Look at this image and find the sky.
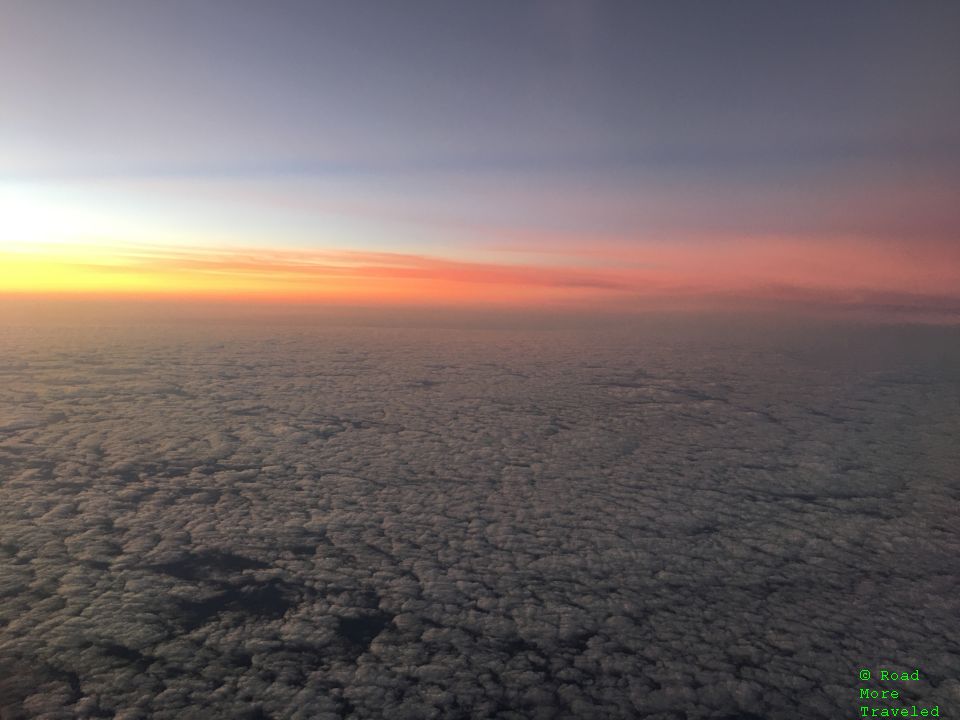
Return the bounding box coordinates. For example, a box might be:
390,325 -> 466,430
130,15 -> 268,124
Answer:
1,0 -> 959,319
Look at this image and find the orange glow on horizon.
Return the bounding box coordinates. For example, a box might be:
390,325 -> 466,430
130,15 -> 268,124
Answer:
2,239 -> 959,319
0,243 -> 627,307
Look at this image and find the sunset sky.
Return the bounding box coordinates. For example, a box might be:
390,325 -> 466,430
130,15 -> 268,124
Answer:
2,1 -> 958,319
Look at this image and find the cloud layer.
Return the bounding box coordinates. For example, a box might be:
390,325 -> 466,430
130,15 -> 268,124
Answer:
0,322 -> 958,718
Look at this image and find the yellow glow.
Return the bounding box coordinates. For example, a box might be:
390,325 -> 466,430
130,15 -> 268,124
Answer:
0,239 -> 619,306
0,182 -> 150,293
0,248 -> 308,296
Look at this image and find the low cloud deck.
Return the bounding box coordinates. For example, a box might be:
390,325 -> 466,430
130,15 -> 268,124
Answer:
0,323 -> 957,719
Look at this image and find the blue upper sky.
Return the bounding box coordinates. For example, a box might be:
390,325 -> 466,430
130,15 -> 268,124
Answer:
5,1 -> 959,176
